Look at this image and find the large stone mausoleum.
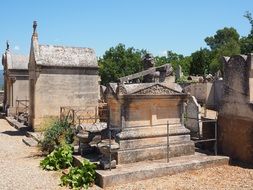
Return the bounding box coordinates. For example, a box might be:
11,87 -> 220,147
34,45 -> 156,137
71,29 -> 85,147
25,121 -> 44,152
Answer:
28,22 -> 99,130
106,82 -> 195,164
2,42 -> 29,116
218,54 -> 253,163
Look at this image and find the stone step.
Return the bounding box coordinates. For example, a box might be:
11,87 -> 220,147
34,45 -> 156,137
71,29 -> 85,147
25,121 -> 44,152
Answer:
26,131 -> 44,143
96,153 -> 230,188
117,141 -> 195,164
6,117 -> 31,132
117,126 -> 190,140
118,135 -> 191,150
22,137 -> 39,147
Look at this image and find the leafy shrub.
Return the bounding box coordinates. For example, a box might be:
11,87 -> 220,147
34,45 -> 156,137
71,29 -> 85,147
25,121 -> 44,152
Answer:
40,144 -> 73,171
60,160 -> 96,190
40,119 -> 74,153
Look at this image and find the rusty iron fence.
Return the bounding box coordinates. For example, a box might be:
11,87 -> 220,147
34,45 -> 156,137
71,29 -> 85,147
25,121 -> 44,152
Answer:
60,103 -> 108,126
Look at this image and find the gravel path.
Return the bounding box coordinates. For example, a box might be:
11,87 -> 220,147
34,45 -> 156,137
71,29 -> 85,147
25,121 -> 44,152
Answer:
1,118 -> 252,190
0,119 -> 66,190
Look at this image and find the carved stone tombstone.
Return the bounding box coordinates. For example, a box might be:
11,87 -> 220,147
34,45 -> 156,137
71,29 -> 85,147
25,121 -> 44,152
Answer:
106,82 -> 195,164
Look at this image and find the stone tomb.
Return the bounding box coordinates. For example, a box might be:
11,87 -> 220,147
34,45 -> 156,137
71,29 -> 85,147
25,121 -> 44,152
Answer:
218,54 -> 253,163
106,82 -> 195,164
2,42 -> 29,116
28,22 -> 99,130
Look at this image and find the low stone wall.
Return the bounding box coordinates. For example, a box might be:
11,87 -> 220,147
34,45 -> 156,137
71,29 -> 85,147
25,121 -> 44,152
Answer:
218,114 -> 253,163
183,81 -> 224,110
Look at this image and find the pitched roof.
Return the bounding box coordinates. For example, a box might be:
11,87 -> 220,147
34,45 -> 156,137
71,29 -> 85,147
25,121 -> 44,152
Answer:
5,53 -> 28,70
36,45 -> 98,68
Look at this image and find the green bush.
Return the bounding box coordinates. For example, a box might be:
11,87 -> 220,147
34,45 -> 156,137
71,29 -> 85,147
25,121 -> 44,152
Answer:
60,160 -> 96,190
40,119 -> 74,153
40,144 -> 73,171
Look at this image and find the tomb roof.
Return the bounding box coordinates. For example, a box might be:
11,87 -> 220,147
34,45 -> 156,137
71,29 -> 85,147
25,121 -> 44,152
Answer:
36,44 -> 98,68
4,52 -> 28,70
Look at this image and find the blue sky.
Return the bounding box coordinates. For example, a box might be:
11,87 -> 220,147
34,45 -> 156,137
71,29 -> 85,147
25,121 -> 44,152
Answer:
0,0 -> 252,69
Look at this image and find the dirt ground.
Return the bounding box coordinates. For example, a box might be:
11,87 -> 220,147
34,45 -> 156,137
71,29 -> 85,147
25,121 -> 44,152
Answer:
0,119 -> 67,190
1,118 -> 252,190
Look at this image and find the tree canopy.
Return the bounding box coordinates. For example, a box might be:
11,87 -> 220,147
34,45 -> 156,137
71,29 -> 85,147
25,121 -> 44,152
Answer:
98,43 -> 146,85
98,12 -> 253,84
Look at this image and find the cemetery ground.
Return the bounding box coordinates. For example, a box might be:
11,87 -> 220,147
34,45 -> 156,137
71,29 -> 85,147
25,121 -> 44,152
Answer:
0,118 -> 252,190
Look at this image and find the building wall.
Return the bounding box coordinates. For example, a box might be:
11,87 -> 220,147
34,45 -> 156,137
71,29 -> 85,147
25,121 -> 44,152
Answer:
13,77 -> 29,102
4,71 -> 29,116
9,77 -> 29,115
31,67 -> 99,130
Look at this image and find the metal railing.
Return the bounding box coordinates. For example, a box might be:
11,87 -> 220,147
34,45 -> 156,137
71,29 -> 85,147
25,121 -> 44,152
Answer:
166,117 -> 218,163
60,103 -> 109,126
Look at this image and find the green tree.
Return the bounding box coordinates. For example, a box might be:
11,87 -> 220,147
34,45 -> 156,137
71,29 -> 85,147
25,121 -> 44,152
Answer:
205,27 -> 240,51
244,11 -> 253,35
155,50 -> 190,75
98,44 -> 146,85
189,48 -> 213,75
204,27 -> 241,73
240,11 -> 253,54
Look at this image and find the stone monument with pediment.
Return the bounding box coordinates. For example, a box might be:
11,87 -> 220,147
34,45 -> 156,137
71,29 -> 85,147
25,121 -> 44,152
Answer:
106,82 -> 195,164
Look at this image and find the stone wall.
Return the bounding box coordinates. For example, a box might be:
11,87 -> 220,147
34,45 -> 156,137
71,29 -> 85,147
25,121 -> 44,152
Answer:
31,67 -> 99,130
183,81 -> 224,110
218,115 -> 253,163
218,54 -> 253,164
185,96 -> 202,137
5,74 -> 29,116
13,77 -> 29,103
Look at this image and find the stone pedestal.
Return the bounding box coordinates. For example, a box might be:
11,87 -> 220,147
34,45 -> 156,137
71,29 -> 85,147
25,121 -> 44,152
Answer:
98,140 -> 120,169
115,125 -> 194,164
106,82 -> 195,165
76,131 -> 93,156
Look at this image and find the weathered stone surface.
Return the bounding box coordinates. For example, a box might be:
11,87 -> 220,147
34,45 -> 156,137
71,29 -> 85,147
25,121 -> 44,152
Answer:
117,142 -> 195,164
218,54 -> 253,164
106,82 -> 194,164
38,45 -> 98,68
185,96 -> 202,136
3,52 -> 28,70
218,114 -> 253,163
22,137 -> 38,147
100,159 -> 117,170
96,153 -> 229,188
28,23 -> 99,130
2,50 -> 29,116
118,135 -> 190,150
183,81 -> 224,110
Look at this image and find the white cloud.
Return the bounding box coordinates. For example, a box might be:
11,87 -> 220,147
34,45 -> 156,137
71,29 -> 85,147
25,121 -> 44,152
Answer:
14,45 -> 20,51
